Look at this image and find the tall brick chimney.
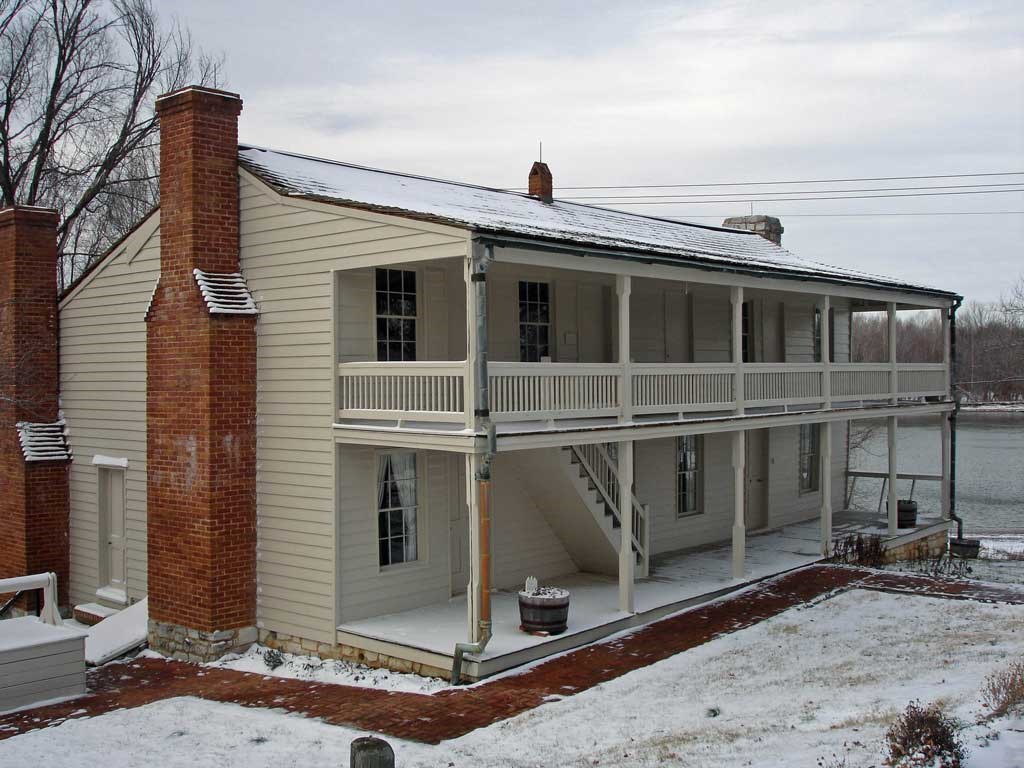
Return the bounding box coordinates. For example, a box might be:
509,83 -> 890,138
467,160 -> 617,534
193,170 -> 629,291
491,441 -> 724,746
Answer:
146,86 -> 258,660
722,214 -> 784,245
528,161 -> 553,203
0,207 -> 71,611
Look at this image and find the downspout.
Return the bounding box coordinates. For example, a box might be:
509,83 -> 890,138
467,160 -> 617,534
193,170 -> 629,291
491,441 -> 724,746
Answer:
452,240 -> 495,685
948,297 -> 964,540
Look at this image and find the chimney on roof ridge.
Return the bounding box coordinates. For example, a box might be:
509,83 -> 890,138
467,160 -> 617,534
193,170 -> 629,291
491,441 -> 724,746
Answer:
528,161 -> 553,203
722,215 -> 784,246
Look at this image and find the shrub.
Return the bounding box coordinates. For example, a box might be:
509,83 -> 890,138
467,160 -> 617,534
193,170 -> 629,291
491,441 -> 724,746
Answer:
981,659 -> 1024,719
829,533 -> 885,567
884,701 -> 965,767
262,647 -> 286,670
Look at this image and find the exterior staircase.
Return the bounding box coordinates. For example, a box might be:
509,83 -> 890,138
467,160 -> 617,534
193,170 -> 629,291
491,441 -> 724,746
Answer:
512,444 -> 650,578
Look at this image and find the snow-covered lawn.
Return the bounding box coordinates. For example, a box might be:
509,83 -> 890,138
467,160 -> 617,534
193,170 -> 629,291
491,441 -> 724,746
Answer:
3,589 -> 1022,767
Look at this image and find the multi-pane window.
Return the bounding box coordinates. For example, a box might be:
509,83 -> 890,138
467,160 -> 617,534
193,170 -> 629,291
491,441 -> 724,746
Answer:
798,424 -> 820,493
828,307 -> 836,363
741,301 -> 753,363
518,281 -> 550,362
377,453 -> 418,567
376,268 -> 416,361
677,435 -> 702,517
813,308 -> 823,363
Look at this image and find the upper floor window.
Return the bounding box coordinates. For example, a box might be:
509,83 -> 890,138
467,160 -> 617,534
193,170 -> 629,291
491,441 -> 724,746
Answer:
813,307 -> 823,363
798,424 -> 820,493
377,452 -> 418,567
741,301 -> 753,363
376,268 -> 416,361
677,435 -> 702,517
519,280 -> 550,362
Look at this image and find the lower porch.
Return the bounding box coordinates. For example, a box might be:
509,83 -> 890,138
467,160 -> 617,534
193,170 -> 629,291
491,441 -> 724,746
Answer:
336,513 -> 950,680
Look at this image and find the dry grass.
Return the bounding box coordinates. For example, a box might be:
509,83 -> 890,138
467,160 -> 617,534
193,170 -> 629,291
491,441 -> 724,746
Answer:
981,658 -> 1024,720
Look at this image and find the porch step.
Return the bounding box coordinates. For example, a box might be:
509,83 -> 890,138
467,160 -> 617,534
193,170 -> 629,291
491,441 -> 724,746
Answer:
72,602 -> 119,627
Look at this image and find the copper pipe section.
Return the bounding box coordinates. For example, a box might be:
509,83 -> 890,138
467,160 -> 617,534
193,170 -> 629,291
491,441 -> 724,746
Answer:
478,477 -> 491,625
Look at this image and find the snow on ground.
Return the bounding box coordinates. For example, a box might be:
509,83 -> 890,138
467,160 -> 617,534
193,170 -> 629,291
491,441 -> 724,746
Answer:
204,644 -> 448,694
3,589 -> 1022,767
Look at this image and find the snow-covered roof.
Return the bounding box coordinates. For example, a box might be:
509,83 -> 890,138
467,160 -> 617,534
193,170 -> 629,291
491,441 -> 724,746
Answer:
17,420 -> 71,461
238,144 -> 957,299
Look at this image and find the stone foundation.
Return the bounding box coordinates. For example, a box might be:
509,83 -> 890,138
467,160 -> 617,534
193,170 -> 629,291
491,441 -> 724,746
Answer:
881,528 -> 949,563
258,628 -> 453,681
148,620 -> 257,662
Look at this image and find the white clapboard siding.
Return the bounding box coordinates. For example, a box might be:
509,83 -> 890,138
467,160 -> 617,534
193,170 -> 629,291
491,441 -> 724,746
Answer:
239,173 -> 470,641
58,219 -> 159,607
767,423 -> 848,528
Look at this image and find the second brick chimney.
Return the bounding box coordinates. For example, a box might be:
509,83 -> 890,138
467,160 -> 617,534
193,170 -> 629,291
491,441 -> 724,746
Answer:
146,86 -> 258,660
722,214 -> 784,246
528,161 -> 553,203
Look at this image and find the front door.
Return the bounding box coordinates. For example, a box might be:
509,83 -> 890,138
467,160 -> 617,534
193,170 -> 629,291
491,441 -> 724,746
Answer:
449,459 -> 469,595
745,429 -> 769,530
99,467 -> 127,597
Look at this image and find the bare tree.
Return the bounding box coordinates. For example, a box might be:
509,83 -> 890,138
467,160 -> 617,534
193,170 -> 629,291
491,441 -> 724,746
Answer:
0,0 -> 222,287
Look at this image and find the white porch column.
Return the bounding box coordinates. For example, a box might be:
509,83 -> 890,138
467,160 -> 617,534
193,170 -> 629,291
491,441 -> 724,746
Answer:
888,301 -> 898,404
466,453 -> 481,642
731,430 -> 746,578
731,286 -> 745,414
618,439 -> 635,613
941,413 -> 952,520
820,295 -> 832,408
942,305 -> 952,399
887,415 -> 899,535
617,274 -> 632,422
820,421 -> 833,556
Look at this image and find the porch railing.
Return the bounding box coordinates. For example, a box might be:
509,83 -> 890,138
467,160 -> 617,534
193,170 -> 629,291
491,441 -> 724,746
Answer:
336,360 -> 949,424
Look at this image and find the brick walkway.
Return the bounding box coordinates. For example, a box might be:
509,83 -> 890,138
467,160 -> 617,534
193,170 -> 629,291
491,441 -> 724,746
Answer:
2,565 -> 1022,745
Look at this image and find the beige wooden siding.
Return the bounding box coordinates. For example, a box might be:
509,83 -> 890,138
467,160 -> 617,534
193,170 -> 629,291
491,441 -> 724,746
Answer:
59,219 -> 160,607
238,173 -> 469,640
637,435 -> 735,555
767,423 -> 848,529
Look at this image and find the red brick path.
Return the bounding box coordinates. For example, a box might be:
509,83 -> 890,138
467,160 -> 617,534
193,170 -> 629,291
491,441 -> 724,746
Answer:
2,565 -> 1021,745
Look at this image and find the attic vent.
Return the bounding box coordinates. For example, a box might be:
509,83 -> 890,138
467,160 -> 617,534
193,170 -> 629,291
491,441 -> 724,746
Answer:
143,274 -> 160,320
17,420 -> 72,462
193,269 -> 258,315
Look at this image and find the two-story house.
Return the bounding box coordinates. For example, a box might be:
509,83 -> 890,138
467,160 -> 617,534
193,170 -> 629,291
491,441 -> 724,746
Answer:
0,86 -> 959,682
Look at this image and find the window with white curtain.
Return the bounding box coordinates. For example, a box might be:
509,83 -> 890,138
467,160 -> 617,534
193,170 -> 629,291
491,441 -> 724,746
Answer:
799,424 -> 820,493
377,452 -> 418,567
677,435 -> 702,517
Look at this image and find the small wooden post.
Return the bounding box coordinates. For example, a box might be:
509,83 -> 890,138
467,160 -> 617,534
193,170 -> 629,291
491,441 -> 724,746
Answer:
618,439 -> 635,613
351,736 -> 395,768
731,430 -> 746,579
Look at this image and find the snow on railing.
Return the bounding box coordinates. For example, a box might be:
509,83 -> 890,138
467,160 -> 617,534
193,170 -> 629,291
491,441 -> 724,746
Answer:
193,268 -> 258,315
16,420 -> 71,462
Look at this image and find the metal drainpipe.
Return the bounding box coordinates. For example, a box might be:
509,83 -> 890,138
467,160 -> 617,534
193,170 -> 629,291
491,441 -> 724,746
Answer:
948,297 -> 964,540
452,240 -> 495,686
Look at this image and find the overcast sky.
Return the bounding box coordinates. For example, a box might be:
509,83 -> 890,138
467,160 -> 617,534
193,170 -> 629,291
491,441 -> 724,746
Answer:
164,0 -> 1023,303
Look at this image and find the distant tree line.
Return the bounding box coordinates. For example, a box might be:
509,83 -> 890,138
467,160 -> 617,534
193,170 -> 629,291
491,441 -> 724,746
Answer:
851,275 -> 1024,402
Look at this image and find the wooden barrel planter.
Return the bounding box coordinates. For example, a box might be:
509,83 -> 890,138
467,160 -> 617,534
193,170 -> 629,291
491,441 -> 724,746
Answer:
949,538 -> 981,559
518,587 -> 570,635
887,499 -> 918,528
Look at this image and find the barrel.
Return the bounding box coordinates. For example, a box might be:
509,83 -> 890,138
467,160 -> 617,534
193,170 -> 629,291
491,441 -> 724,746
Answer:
518,593 -> 570,634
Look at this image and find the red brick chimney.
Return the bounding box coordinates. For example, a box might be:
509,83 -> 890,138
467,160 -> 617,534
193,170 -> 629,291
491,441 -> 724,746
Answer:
529,161 -> 553,203
0,207 -> 71,611
146,86 -> 258,660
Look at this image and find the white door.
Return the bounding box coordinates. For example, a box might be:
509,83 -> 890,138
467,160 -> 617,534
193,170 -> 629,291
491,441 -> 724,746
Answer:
449,458 -> 469,595
100,468 -> 127,597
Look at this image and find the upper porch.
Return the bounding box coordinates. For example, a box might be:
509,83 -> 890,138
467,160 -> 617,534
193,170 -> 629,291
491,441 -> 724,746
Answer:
332,239 -> 955,443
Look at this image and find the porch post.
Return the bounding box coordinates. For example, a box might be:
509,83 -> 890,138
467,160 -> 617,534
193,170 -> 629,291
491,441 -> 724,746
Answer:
464,256 -> 477,430
940,413 -> 951,520
618,439 -> 635,613
731,430 -> 746,579
820,421 -> 833,556
888,301 -> 898,404
731,286 -> 745,414
466,453 -> 481,642
820,295 -> 832,408
617,274 -> 632,422
887,416 -> 898,535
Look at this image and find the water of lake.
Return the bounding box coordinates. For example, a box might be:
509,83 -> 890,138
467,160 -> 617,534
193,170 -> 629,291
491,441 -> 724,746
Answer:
848,411 -> 1024,537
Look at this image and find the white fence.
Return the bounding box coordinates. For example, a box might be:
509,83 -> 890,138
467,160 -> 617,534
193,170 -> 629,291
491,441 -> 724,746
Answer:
336,361 -> 949,423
